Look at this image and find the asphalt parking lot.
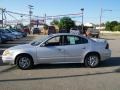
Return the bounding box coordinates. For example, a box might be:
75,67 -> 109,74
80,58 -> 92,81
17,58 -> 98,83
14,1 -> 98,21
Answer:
0,34 -> 120,90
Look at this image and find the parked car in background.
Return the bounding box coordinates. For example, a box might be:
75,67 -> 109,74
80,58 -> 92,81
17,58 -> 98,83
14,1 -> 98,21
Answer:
5,29 -> 22,39
59,29 -> 68,33
70,28 -> 81,35
2,33 -> 111,70
48,26 -> 56,35
86,28 -> 100,38
0,29 -> 16,41
32,28 -> 40,34
15,29 -> 27,37
0,32 -> 8,43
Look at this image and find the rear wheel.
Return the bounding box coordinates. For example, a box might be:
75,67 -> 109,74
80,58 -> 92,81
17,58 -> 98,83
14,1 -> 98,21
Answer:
16,55 -> 33,70
84,54 -> 100,68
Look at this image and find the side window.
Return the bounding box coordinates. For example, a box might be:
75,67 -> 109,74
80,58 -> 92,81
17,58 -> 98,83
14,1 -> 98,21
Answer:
67,36 -> 76,45
81,37 -> 88,44
45,36 -> 62,46
65,35 -> 88,45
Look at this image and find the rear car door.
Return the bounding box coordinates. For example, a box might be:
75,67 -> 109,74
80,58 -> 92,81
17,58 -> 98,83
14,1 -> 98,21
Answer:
63,35 -> 89,63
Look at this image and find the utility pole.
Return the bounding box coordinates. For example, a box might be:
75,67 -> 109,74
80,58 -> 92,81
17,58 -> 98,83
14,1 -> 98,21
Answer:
28,5 -> 33,33
81,8 -> 84,34
44,13 -> 46,24
1,8 -> 5,28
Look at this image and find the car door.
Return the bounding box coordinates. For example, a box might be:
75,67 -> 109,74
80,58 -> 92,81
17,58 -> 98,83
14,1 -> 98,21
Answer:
63,35 -> 89,63
37,35 -> 65,63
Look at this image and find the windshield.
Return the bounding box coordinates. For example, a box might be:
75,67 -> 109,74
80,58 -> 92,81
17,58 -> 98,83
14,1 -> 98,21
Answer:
4,29 -> 10,33
30,35 -> 49,46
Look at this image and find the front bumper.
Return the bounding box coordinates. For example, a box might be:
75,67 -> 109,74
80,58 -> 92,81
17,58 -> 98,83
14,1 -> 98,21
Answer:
2,56 -> 15,64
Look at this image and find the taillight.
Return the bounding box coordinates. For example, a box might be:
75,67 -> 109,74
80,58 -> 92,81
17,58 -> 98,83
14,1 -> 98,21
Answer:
105,43 -> 109,49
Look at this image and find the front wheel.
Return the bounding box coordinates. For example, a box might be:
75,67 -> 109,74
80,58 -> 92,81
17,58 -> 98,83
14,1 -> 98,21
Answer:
16,55 -> 33,70
84,54 -> 100,68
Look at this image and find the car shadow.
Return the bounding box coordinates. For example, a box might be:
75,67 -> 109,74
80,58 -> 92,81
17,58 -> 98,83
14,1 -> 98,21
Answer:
100,57 -> 120,67
33,63 -> 84,70
32,57 -> 120,70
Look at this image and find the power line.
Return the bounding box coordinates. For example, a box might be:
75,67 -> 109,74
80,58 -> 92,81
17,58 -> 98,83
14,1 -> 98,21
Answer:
1,8 -> 83,20
0,8 -> 43,19
47,13 -> 82,18
5,12 -> 18,21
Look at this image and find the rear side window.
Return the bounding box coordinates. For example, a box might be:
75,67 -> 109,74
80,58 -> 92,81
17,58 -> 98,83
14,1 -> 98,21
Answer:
64,35 -> 88,45
81,37 -> 88,44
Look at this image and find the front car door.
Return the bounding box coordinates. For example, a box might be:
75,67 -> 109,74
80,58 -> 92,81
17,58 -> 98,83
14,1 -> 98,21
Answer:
37,35 -> 65,63
63,35 -> 89,63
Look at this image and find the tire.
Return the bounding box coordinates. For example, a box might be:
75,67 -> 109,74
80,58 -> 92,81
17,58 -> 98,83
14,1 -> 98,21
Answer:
84,54 -> 100,68
16,55 -> 33,70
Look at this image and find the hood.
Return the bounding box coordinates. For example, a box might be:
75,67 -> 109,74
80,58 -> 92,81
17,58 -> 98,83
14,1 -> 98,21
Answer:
8,44 -> 34,50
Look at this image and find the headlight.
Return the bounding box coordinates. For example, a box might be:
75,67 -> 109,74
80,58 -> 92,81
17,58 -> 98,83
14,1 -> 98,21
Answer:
3,50 -> 12,56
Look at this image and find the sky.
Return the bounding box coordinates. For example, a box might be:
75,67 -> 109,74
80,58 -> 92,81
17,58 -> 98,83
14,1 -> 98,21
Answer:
0,0 -> 120,25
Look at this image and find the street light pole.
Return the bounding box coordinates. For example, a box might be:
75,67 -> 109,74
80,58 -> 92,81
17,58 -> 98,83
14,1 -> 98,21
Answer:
99,8 -> 102,32
28,5 -> 33,33
99,8 -> 112,32
81,8 -> 84,34
20,15 -> 23,24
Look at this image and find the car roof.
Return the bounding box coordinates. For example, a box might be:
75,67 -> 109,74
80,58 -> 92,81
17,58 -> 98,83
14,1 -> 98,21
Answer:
51,33 -> 83,37
49,33 -> 91,40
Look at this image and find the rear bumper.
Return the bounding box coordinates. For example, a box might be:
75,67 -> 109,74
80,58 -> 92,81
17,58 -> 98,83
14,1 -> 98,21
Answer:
101,49 -> 111,61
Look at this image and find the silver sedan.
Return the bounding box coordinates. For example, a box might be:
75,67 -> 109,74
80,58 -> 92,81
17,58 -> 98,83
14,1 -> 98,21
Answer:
2,33 -> 111,70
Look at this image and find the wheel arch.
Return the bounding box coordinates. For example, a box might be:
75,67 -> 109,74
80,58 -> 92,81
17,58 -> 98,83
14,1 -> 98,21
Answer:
84,51 -> 101,61
15,53 -> 34,65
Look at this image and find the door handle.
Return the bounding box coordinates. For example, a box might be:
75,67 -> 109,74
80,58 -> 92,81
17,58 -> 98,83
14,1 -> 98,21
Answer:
57,48 -> 64,52
58,48 -> 62,51
82,47 -> 86,49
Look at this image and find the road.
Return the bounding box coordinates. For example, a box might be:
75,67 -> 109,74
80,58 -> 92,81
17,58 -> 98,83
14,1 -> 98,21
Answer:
0,34 -> 120,90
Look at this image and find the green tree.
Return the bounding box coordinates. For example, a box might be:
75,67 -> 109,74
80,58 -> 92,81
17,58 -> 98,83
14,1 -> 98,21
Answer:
43,24 -> 48,30
50,20 -> 59,25
105,21 -> 119,31
105,21 -> 111,31
114,25 -> 120,31
111,21 -> 119,31
59,17 -> 75,32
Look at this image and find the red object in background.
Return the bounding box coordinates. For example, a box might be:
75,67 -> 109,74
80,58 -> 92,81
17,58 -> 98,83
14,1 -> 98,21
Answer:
23,28 -> 30,34
31,20 -> 45,25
